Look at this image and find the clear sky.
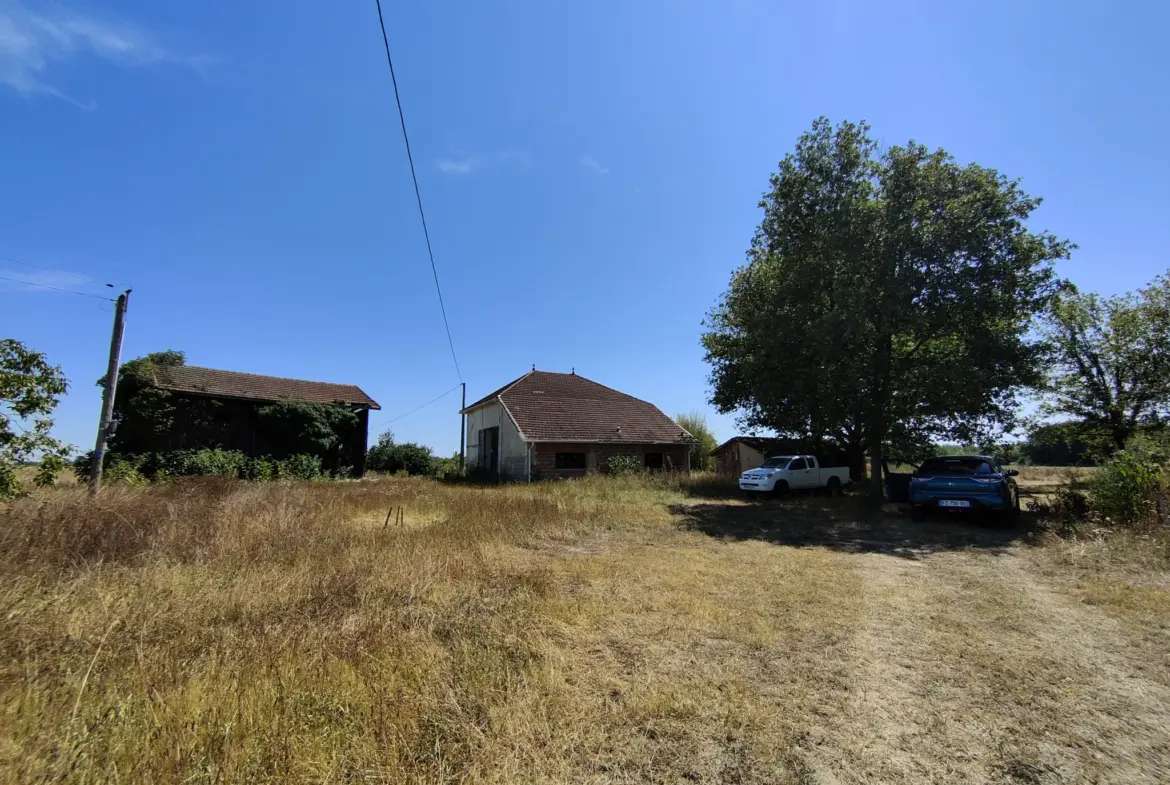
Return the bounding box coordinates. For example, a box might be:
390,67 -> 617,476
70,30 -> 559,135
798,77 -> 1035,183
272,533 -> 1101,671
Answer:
2,0 -> 1168,456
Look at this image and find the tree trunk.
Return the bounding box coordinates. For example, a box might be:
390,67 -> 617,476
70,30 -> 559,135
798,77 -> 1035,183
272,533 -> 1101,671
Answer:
868,441 -> 885,504
1112,425 -> 1129,452
846,444 -> 867,483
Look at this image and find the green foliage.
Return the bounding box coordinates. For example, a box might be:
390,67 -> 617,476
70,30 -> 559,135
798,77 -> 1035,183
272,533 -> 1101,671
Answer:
105,351 -> 185,455
1039,273 -> 1170,453
0,464 -> 18,499
33,454 -> 66,487
1028,483 -> 1091,534
701,118 -> 1070,499
603,455 -> 642,475
431,452 -> 463,478
257,399 -> 359,464
73,448 -> 323,484
366,430 -> 436,476
278,454 -> 323,481
676,411 -> 717,471
1089,448 -> 1164,526
1019,421 -> 1097,466
1,339 -> 71,498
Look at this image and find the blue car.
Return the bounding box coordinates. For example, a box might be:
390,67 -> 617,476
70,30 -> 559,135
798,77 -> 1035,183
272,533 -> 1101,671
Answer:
909,455 -> 1020,522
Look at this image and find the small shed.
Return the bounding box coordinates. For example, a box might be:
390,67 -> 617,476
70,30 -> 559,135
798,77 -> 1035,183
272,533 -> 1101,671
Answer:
711,436 -> 850,476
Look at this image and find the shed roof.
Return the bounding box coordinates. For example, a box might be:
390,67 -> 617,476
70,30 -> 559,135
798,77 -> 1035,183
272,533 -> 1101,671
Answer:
152,365 -> 380,409
463,370 -> 692,444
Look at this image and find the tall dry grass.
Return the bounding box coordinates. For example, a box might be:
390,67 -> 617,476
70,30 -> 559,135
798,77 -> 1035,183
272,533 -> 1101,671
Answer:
0,476 -> 670,783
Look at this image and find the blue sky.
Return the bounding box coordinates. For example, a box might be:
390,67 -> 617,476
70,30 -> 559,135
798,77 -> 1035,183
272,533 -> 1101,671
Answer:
2,0 -> 1168,456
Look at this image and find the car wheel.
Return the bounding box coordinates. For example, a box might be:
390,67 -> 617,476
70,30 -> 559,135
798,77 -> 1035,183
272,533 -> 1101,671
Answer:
826,476 -> 842,497
772,480 -> 790,497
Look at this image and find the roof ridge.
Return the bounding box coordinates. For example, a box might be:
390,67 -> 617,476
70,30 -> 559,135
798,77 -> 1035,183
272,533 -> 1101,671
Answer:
173,364 -> 364,389
502,370 -> 657,406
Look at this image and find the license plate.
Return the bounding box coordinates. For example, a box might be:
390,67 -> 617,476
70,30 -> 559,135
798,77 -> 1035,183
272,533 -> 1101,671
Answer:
939,500 -> 971,509
742,483 -> 758,488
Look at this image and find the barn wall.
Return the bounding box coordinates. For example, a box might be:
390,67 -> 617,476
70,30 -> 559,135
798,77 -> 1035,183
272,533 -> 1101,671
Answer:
465,400 -> 527,477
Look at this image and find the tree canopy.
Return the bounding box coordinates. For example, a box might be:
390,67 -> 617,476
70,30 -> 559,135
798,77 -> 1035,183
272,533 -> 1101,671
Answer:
1,339 -> 70,497
702,118 -> 1071,497
366,430 -> 436,476
675,411 -> 717,471
1038,272 -> 1170,451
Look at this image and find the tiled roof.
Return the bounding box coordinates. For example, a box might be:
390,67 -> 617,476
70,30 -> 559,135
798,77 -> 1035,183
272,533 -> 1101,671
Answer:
464,370 -> 693,444
711,436 -> 791,456
152,365 -> 380,409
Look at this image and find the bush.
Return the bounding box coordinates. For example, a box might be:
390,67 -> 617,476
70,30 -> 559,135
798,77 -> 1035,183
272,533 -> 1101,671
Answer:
278,454 -> 323,481
73,449 -> 322,484
1089,449 -> 1164,526
1028,485 -> 1091,535
366,431 -> 436,476
603,455 -> 642,475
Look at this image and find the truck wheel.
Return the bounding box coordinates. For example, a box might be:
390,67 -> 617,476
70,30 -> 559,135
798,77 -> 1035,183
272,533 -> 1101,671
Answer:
772,480 -> 790,498
826,476 -> 842,497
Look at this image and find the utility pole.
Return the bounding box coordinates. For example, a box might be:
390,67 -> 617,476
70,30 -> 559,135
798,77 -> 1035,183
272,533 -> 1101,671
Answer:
89,290 -> 130,496
459,382 -> 466,474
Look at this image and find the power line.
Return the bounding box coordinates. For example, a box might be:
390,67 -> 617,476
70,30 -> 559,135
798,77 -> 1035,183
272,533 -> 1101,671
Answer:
372,0 -> 462,383
0,274 -> 116,300
0,254 -> 116,288
386,383 -> 463,423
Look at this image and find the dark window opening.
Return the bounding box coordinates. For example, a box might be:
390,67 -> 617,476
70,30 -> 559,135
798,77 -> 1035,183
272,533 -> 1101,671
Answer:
644,452 -> 664,470
789,457 -> 807,471
555,452 -> 587,470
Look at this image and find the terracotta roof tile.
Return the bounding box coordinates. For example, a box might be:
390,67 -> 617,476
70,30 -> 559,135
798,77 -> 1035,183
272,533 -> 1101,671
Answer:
152,365 -> 380,409
465,371 -> 692,444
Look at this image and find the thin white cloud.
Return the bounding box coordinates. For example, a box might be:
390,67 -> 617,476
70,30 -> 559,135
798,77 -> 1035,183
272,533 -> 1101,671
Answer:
438,158 -> 477,175
580,155 -> 609,175
0,1 -> 208,105
436,151 -> 530,176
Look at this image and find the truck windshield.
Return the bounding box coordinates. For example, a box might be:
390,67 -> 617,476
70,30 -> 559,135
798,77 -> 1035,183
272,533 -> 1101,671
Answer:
759,457 -> 792,468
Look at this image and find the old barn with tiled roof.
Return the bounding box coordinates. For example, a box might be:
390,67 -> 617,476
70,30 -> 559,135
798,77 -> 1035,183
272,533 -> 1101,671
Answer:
461,370 -> 693,479
141,363 -> 379,475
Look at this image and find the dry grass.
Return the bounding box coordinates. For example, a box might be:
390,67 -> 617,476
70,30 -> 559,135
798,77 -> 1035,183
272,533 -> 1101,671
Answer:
2,474 -> 1169,783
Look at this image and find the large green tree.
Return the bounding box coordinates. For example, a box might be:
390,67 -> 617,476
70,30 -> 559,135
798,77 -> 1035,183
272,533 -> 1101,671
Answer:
1039,272 -> 1170,451
1,339 -> 70,497
703,118 -> 1070,499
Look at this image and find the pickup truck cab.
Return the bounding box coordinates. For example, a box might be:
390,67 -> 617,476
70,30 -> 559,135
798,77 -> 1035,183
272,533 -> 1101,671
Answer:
739,455 -> 851,495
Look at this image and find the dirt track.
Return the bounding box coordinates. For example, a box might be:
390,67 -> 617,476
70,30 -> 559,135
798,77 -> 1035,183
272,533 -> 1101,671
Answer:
550,497 -> 1170,783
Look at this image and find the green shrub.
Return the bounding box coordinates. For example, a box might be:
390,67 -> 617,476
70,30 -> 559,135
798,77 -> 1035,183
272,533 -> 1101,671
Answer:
1089,448 -> 1164,525
603,455 -> 642,475
240,457 -> 277,481
0,462 -> 19,500
366,431 -> 436,476
278,454 -> 323,481
74,449 -> 324,483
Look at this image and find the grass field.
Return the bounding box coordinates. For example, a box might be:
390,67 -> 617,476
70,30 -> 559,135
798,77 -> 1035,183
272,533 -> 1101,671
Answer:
2,473 -> 1167,783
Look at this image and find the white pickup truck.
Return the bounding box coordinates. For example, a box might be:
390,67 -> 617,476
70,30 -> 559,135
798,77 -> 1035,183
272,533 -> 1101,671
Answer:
738,455 -> 851,495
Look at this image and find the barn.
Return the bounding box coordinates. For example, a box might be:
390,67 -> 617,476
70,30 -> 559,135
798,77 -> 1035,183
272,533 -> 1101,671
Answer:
140,365 -> 380,475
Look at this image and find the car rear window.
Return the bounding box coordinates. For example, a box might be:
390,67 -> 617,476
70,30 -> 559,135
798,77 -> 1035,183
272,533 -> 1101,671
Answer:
918,457 -> 996,475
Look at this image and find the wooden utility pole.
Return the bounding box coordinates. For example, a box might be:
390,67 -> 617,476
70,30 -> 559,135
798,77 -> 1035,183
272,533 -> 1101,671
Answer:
459,382 -> 466,473
89,290 -> 130,496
